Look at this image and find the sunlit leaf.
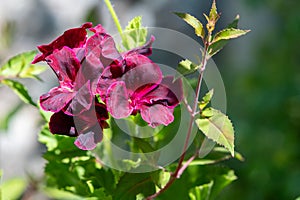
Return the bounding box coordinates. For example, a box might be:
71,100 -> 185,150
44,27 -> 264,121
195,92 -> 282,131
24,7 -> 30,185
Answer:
43,187 -> 84,200
0,50 -> 46,80
196,108 -> 235,156
212,28 -> 250,44
123,16 -> 147,50
208,15 -> 242,56
209,0 -> 218,22
174,12 -> 205,39
0,178 -> 26,200
189,180 -> 214,200
177,59 -> 199,76
1,79 -> 36,106
204,0 -> 220,33
199,89 -> 214,110
151,170 -> 171,189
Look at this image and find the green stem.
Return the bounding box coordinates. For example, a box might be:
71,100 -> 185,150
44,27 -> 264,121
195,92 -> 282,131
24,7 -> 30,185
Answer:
145,45 -> 210,200
103,0 -> 123,37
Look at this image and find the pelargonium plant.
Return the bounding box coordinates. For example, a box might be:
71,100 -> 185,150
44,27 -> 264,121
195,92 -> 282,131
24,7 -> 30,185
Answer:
0,0 -> 249,199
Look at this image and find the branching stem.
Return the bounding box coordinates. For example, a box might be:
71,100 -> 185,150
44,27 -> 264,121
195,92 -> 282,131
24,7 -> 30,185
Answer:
146,44 -> 210,200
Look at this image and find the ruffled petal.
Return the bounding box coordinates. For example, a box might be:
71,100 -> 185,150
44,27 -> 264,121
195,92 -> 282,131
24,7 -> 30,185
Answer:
32,22 -> 92,63
40,87 -> 74,112
85,33 -> 121,68
141,76 -> 183,107
106,81 -> 133,118
122,54 -> 162,94
74,126 -> 103,150
64,81 -> 93,116
45,47 -> 81,84
140,104 -> 175,128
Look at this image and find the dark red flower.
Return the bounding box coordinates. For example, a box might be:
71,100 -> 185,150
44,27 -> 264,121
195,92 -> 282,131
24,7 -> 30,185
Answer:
106,76 -> 182,127
32,22 -> 93,64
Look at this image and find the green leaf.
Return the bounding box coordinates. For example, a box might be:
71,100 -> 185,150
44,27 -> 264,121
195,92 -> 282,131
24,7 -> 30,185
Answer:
227,14 -> 240,29
208,15 -> 242,56
0,178 -> 27,200
1,79 -> 36,106
0,50 -> 46,80
133,137 -> 155,153
43,187 -> 85,200
210,170 -> 237,199
209,0 -> 219,22
38,124 -> 58,151
151,170 -> 171,189
204,0 -> 220,33
174,12 -> 205,39
199,89 -> 214,110
196,108 -> 235,156
177,59 -> 199,76
113,173 -> 155,200
0,103 -> 22,131
189,180 -> 214,200
212,28 -> 250,43
295,197 -> 300,200
92,188 -> 112,200
123,16 -> 147,50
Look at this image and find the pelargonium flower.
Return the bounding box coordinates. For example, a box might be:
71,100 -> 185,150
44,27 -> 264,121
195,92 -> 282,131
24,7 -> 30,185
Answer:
34,23 -> 121,150
98,41 -> 183,127
37,23 -> 121,116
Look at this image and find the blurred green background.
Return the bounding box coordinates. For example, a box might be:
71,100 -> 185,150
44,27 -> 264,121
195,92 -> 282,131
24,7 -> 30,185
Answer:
0,0 -> 299,199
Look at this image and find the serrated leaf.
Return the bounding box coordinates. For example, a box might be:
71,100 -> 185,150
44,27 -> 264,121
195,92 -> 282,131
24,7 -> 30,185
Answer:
208,15 -> 242,56
174,12 -> 205,39
209,0 -> 219,22
199,89 -> 214,110
0,51 -> 46,80
196,108 -> 235,156
189,180 -> 214,200
212,28 -> 250,44
123,16 -> 147,50
227,14 -> 240,29
1,79 -> 36,106
177,59 -> 199,76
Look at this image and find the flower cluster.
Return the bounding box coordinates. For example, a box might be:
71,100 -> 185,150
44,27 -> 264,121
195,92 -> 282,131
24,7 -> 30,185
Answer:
33,23 -> 182,150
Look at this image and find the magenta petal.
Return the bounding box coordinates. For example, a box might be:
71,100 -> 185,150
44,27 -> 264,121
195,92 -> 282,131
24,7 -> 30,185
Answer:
74,127 -> 103,150
106,81 -> 133,119
49,111 -> 77,137
40,87 -> 74,112
64,81 -> 93,116
32,23 -> 92,64
46,47 -> 81,84
85,33 -> 120,67
140,104 -> 174,128
122,55 -> 162,93
89,24 -> 106,34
